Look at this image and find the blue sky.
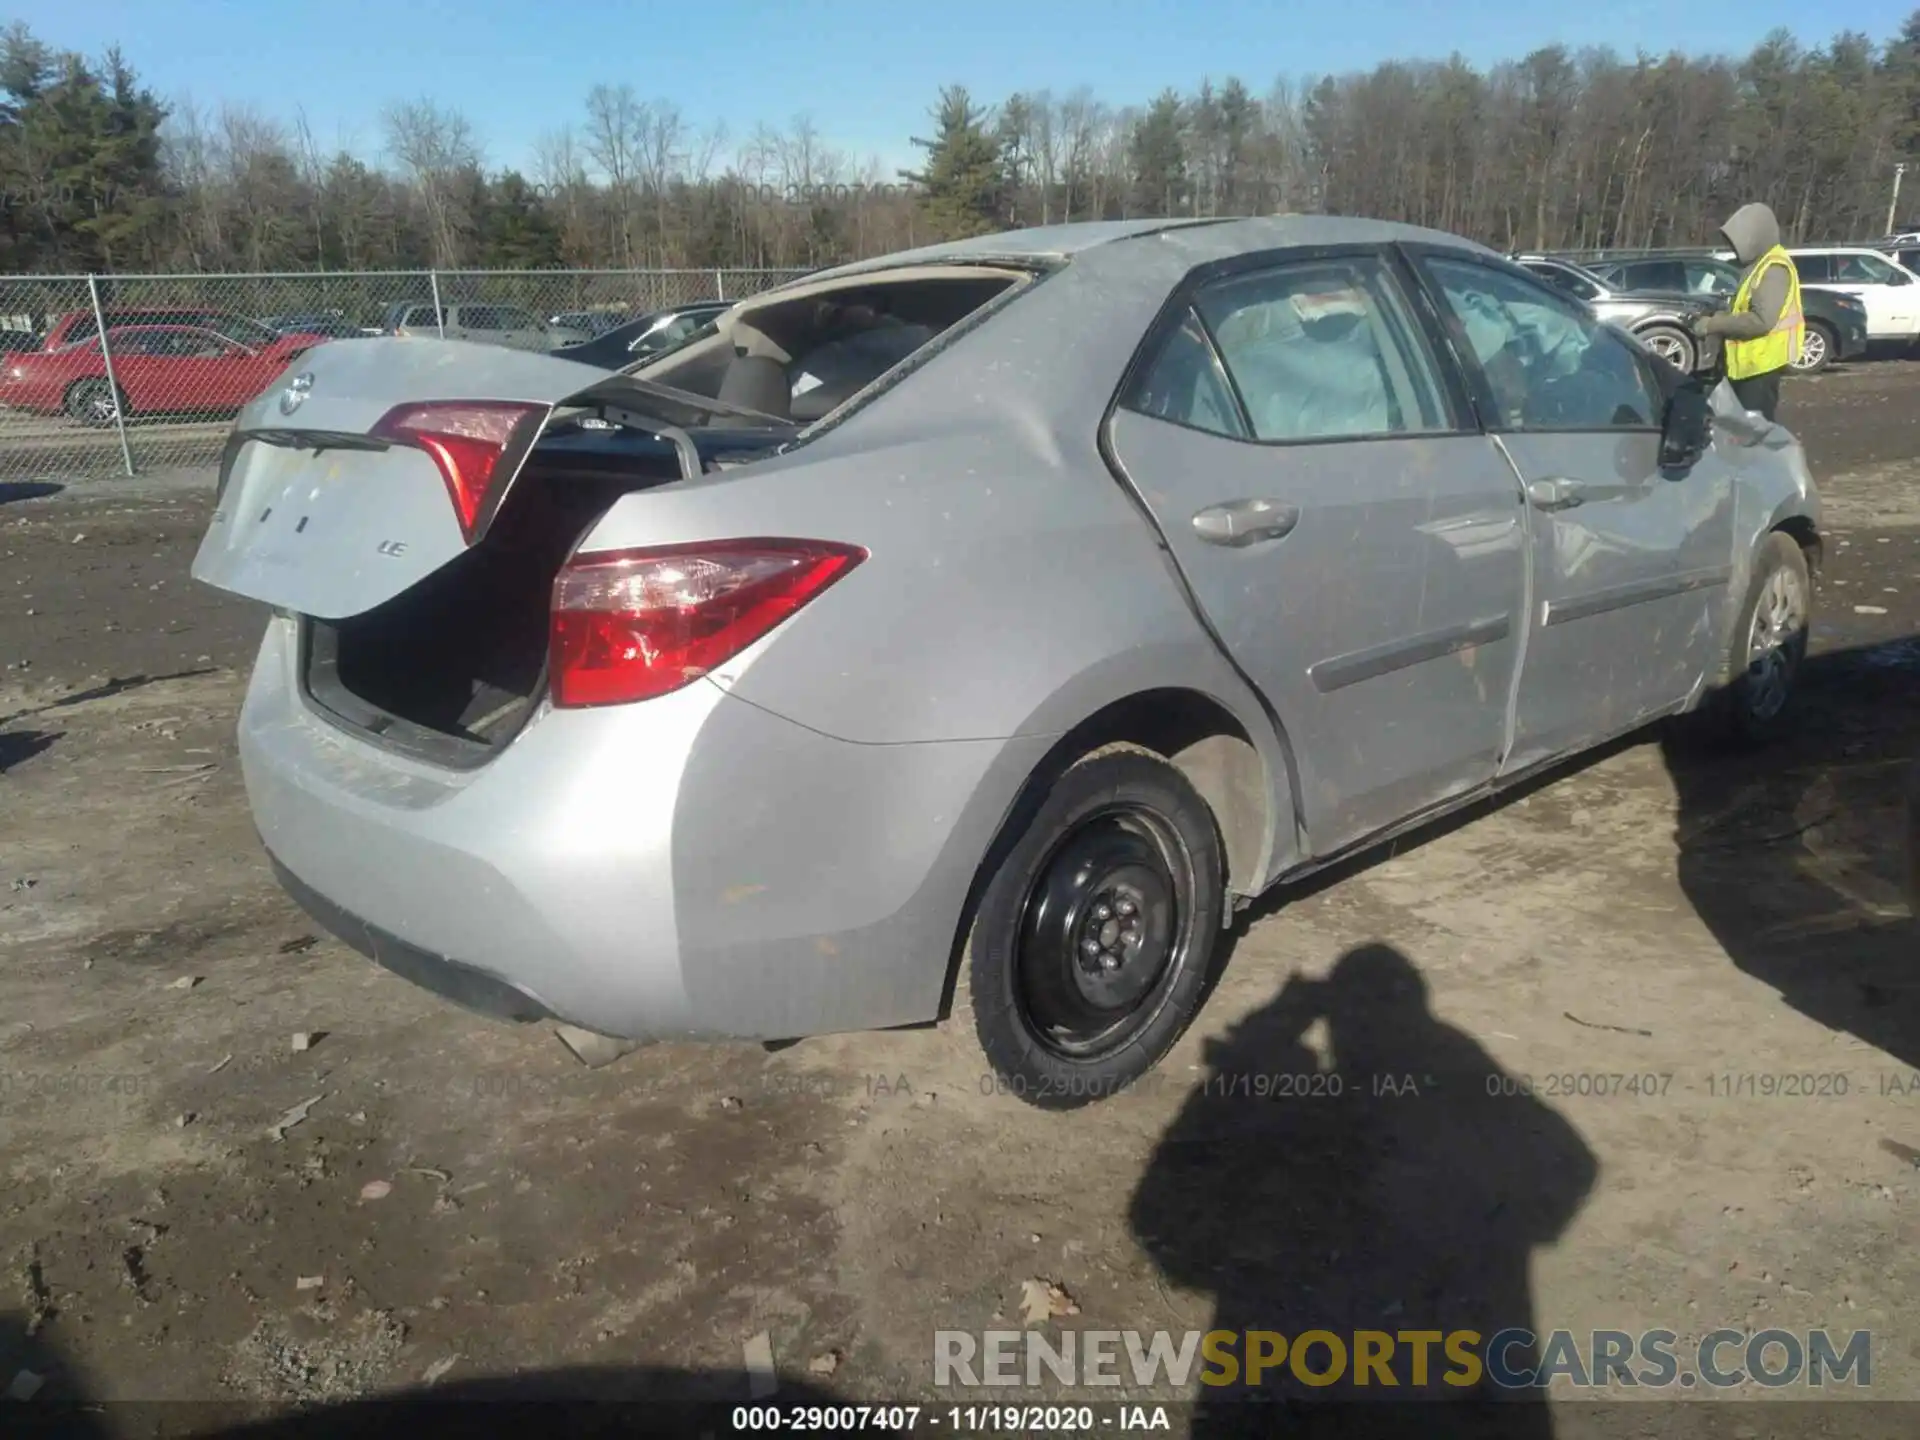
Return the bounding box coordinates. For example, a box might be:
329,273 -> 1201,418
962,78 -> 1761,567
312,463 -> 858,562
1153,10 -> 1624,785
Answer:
11,0 -> 1914,177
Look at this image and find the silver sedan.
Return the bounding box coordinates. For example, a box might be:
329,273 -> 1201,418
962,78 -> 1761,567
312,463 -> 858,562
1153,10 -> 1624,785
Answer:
193,216 -> 1821,1108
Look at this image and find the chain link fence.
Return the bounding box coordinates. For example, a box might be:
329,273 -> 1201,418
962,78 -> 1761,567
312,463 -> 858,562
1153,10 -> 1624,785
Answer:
0,267 -> 806,484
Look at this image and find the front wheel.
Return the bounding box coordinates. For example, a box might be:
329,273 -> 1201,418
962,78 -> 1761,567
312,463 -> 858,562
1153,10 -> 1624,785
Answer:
65,377 -> 125,428
963,749 -> 1225,1109
1637,323 -> 1696,374
1789,320 -> 1834,375
1708,532 -> 1812,745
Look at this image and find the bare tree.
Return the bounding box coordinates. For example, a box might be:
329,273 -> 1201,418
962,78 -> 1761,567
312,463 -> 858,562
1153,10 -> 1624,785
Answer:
583,83 -> 645,266
380,98 -> 480,267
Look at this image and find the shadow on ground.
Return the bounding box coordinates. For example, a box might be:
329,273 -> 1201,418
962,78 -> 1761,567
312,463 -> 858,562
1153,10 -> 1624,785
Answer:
1661,638 -> 1920,1073
0,482 -> 63,505
1129,942 -> 1590,1437
0,728 -> 58,773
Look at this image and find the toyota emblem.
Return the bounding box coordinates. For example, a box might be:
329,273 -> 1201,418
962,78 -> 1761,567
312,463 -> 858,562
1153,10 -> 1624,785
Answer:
279,371 -> 314,416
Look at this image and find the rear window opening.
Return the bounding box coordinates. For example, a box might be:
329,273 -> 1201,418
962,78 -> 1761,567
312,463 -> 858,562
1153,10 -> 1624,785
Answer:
299,426 -> 784,766
292,265 -> 1036,766
635,266 -> 1033,427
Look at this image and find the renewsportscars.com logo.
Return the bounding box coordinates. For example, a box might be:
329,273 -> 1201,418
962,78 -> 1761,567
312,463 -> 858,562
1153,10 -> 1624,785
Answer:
933,1327 -> 1872,1391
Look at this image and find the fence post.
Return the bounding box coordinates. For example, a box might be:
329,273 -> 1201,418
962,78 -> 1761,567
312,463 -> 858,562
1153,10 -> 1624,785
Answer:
429,269 -> 446,338
714,269 -> 725,302
86,274 -> 135,478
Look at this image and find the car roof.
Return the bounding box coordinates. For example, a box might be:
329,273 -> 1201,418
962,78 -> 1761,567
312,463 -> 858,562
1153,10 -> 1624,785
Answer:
782,215 -> 1501,290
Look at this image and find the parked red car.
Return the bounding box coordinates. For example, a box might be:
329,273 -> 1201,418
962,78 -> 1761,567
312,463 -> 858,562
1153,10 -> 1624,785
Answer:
0,324 -> 327,426
38,307 -> 298,352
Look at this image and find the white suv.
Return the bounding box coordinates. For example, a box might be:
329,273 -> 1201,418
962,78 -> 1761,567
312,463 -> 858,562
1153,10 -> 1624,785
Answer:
1787,248 -> 1920,344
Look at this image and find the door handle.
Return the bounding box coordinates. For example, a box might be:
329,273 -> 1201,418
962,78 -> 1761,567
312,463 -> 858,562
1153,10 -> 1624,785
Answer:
1526,477 -> 1586,512
1192,499 -> 1300,547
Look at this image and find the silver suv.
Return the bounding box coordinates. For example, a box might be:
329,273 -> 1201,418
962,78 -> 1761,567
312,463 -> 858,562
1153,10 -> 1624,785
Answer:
380,302 -> 592,352
1512,255 -> 1725,372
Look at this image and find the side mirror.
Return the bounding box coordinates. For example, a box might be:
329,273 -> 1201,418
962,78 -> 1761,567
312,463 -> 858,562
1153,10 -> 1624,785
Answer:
1660,381 -> 1713,470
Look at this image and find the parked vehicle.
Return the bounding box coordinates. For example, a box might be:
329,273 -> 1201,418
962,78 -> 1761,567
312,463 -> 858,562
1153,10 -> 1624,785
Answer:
0,323 -> 328,425
1585,255 -> 1868,374
1510,255 -> 1723,372
378,301 -> 593,351
193,217 -> 1821,1107
552,301 -> 732,370
1787,249 -> 1920,346
39,308 -> 317,354
548,309 -> 629,338
262,313 -> 367,340
1877,244 -> 1920,280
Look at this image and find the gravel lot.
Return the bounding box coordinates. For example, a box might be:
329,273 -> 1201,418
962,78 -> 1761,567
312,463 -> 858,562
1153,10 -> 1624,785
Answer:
5,360 -> 1920,1436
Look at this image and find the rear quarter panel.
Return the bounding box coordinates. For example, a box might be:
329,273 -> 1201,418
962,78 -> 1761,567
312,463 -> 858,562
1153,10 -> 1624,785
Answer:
575,254 -> 1300,880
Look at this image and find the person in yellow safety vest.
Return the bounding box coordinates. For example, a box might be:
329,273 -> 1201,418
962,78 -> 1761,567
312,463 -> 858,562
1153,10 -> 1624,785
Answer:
1689,202 -> 1804,423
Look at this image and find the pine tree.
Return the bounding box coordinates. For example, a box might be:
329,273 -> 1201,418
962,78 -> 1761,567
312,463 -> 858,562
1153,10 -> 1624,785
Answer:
900,85 -> 1004,238
1129,90 -> 1188,217
480,170 -> 563,268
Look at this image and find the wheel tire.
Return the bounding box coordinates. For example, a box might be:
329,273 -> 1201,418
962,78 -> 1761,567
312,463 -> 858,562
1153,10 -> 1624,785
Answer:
1704,532 -> 1812,746
1789,320 -> 1834,375
963,748 -> 1224,1110
65,378 -> 124,428
1637,323 -> 1696,374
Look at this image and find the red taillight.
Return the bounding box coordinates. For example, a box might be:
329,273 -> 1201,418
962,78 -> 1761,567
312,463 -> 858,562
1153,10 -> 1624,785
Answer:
371,400 -> 546,543
550,539 -> 866,708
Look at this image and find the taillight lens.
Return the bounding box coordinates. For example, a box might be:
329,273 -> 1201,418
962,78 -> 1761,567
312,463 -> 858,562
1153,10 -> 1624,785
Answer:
370,400 -> 546,543
550,539 -> 866,708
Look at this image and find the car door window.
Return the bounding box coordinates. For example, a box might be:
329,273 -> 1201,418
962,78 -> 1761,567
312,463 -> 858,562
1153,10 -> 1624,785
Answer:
173,330 -> 236,358
1838,253 -> 1901,285
1172,257 -> 1451,442
1422,256 -> 1662,432
1523,262 -> 1602,302
495,308 -> 537,332
1792,254 -> 1833,283
1684,262 -> 1736,294
1123,310 -> 1249,439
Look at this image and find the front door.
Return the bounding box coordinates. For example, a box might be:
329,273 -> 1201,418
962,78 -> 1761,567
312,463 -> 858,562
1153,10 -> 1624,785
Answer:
1104,250 -> 1528,859
1411,251 -> 1736,774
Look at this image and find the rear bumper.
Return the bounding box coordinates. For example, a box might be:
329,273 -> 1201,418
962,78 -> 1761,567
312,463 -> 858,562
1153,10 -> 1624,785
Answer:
239,618 -> 1045,1041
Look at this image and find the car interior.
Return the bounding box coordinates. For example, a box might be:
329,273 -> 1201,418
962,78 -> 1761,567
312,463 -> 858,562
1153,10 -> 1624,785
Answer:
628,265 -> 1033,425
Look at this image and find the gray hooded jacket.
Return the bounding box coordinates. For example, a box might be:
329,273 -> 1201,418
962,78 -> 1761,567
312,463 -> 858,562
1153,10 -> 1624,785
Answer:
1697,202 -> 1792,346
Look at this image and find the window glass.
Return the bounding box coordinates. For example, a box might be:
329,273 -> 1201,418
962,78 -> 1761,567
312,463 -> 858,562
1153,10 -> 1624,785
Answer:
1684,261 -> 1738,294
1790,254 -> 1832,283
1423,256 -> 1663,431
1187,257 -> 1450,442
1124,310 -> 1248,438
1837,253 -> 1898,284
1522,262 -> 1601,301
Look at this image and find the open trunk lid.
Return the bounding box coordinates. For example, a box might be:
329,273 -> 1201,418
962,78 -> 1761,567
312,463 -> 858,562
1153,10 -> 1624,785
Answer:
191,336 -> 747,620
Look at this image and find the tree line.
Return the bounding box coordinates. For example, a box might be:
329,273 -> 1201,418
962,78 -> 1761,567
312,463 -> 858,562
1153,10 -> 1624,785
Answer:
1,14 -> 1917,276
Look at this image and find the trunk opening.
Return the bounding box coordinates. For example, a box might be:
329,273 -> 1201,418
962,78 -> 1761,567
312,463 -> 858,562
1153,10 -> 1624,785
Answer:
299,426 -> 785,766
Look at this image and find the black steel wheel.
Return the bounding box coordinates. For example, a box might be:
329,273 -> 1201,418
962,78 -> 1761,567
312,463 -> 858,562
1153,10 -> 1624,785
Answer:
965,749 -> 1224,1109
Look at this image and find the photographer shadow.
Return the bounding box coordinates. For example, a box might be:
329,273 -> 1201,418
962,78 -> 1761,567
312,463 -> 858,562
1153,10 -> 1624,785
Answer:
1129,942 -> 1597,1438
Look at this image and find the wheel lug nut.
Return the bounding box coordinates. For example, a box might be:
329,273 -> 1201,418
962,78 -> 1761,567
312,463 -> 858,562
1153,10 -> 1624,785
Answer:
1116,898 -> 1136,917
1092,902 -> 1112,921
1081,938 -> 1101,958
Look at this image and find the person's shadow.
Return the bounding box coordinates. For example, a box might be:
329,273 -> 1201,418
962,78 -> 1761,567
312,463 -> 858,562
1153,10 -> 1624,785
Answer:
0,1311 -> 890,1438
1660,638 -> 1920,1074
1129,943 -> 1597,1438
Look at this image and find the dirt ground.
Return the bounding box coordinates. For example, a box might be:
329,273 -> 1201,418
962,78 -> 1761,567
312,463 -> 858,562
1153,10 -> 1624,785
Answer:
6,360 -> 1920,1435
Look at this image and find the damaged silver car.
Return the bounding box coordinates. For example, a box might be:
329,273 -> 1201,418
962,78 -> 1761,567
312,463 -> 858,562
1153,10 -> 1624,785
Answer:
193,216 -> 1822,1107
